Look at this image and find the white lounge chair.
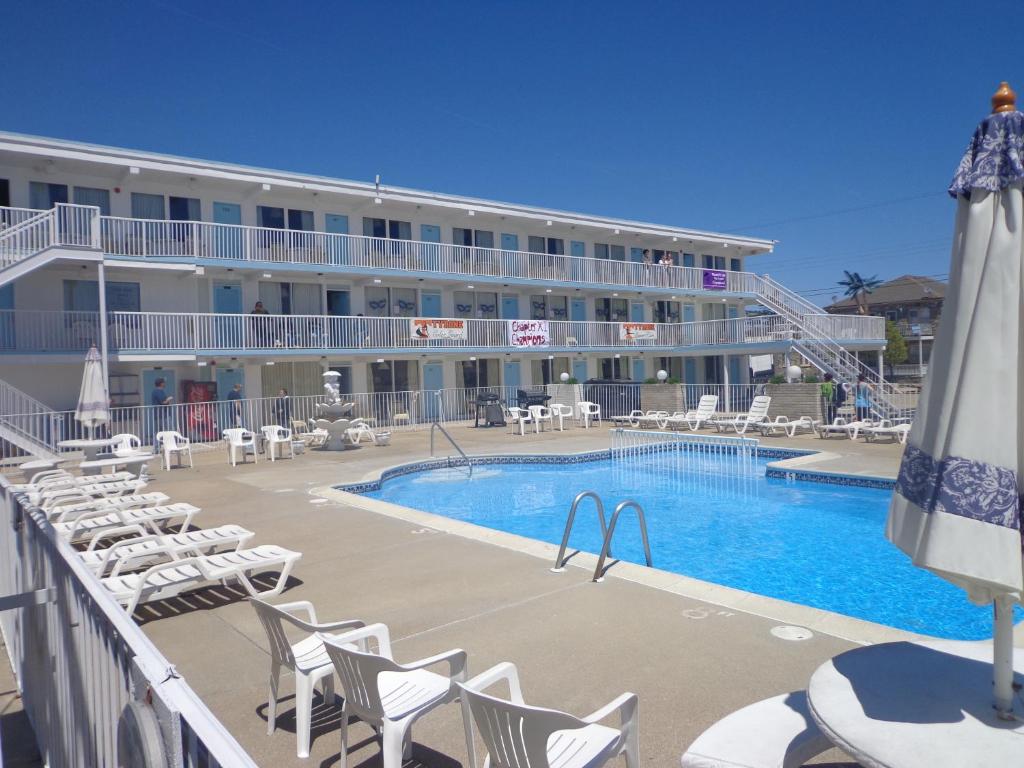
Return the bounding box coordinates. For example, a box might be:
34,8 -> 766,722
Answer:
260,426 -> 294,461
529,404 -> 553,432
577,401 -> 601,428
550,403 -> 574,431
508,407 -> 535,436
53,502 -> 199,543
250,598 -> 365,758
459,661 -> 639,768
80,524 -> 255,576
156,430 -> 193,470
44,491 -> 170,521
102,545 -> 301,615
322,623 -> 467,768
680,691 -> 831,768
10,469 -> 134,494
863,421 -> 912,444
815,418 -> 873,440
664,395 -> 719,431
635,411 -> 670,429
346,422 -> 386,445
224,427 -> 258,465
712,395 -> 772,435
758,416 -> 819,438
31,478 -> 149,507
611,410 -> 645,427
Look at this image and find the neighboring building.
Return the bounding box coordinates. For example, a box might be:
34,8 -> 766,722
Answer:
0,131 -> 886,453
825,274 -> 945,377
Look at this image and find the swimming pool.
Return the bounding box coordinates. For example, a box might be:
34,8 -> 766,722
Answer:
360,451 -> 1019,640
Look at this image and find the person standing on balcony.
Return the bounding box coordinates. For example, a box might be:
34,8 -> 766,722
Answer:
642,248 -> 653,279
854,374 -> 873,422
658,251 -> 673,287
250,301 -> 269,348
150,377 -> 173,450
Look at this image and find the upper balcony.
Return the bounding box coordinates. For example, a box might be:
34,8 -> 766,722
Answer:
0,309 -> 885,359
91,213 -> 762,296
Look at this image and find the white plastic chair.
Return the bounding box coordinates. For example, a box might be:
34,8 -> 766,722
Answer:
223,427 -> 257,466
322,623 -> 467,768
712,395 -> 772,434
156,430 -> 193,470
110,433 -> 144,459
260,425 -> 294,461
507,407 -> 535,436
459,662 -> 639,768
577,401 -> 601,428
250,598 -> 365,758
550,403 -> 574,431
529,405 -> 553,432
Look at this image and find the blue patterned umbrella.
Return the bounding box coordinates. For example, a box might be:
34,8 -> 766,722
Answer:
887,83 -> 1024,717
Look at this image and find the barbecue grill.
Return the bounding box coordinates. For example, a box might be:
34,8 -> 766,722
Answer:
516,389 -> 552,409
474,391 -> 505,427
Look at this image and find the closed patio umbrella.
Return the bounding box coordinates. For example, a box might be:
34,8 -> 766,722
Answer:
887,82 -> 1024,717
75,345 -> 109,439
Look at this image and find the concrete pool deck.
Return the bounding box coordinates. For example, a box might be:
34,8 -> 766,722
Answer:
58,426 -> 982,766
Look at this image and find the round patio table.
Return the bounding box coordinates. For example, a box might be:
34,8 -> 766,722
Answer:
807,639 -> 1024,768
57,438 -> 120,474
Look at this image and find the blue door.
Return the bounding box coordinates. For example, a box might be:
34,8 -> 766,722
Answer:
728,356 -> 742,385
630,302 -> 645,322
213,281 -> 243,348
727,305 -> 739,319
212,202 -> 242,259
683,304 -> 696,323
501,295 -> 519,319
570,298 -> 586,322
503,361 -> 521,389
215,367 -> 246,429
0,284 -> 13,349
421,292 -> 442,318
325,214 -> 349,265
142,369 -> 177,445
633,359 -> 646,382
421,362 -> 444,421
573,359 -> 588,382
500,234 -> 519,276
420,224 -> 441,272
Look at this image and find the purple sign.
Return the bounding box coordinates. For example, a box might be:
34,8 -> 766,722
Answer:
702,269 -> 727,290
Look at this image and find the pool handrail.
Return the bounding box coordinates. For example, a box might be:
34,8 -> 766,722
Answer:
551,490 -> 609,572
429,420 -> 473,477
593,500 -> 653,582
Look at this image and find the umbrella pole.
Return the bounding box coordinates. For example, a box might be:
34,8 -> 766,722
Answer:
994,594 -> 1015,718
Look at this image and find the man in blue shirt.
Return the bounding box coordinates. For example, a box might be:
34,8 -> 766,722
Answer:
150,378 -> 173,450
226,382 -> 243,427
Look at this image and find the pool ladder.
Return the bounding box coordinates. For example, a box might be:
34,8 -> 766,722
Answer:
429,421 -> 472,478
551,491 -> 652,582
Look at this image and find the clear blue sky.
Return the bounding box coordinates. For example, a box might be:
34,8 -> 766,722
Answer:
4,1 -> 1021,304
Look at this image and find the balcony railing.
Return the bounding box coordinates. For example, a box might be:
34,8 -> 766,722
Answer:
0,309 -> 884,356
93,212 -> 761,293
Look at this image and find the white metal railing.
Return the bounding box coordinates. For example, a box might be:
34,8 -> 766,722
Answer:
94,211 -> 761,293
0,377 -> 60,459
0,204 -> 101,273
0,208 -> 52,269
0,309 -> 102,352
0,480 -> 258,767
0,206 -> 43,230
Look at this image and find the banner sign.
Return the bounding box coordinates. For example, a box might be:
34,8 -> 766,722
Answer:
702,269 -> 727,290
411,318 -> 467,340
508,319 -> 549,348
619,322 -> 657,340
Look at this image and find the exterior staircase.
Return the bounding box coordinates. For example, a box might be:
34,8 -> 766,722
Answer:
0,204 -> 103,288
0,377 -> 61,461
754,274 -> 914,420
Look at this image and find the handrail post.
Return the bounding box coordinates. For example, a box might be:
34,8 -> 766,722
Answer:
551,491 -> 608,572
429,420 -> 472,477
592,500 -> 652,582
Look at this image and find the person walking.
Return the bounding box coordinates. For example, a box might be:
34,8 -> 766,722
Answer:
227,382 -> 244,427
150,377 -> 173,450
274,387 -> 290,426
854,374 -> 873,422
820,372 -> 836,425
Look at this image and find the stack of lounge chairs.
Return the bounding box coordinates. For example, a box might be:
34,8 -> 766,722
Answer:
12,467 -> 302,618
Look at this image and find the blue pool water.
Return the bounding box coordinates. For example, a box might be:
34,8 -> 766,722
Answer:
365,453 -> 1020,640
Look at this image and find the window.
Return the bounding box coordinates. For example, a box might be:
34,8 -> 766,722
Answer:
654,357 -> 683,380
30,182 -> 68,209
363,217 -> 411,240
715,256 -> 727,270
169,196 -> 201,221
131,193 -> 165,220
702,254 -> 714,269
389,220 -> 411,240
258,206 -> 286,229
595,297 -> 628,322
653,301 -> 681,323
595,243 -> 626,261
460,358 -> 498,388
288,209 -> 314,231
531,357 -> 570,385
63,280 -> 140,312
369,360 -> 419,393
598,357 -> 630,380
475,230 -> 494,249
527,235 -> 545,254
364,286 -> 416,317
0,179 -> 9,208
72,186 -> 111,215
682,253 -> 695,267
529,295 -> 547,320
730,258 -> 741,272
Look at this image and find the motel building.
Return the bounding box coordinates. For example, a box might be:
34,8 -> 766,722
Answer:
0,132 -> 886,449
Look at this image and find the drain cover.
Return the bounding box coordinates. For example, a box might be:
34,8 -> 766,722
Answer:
771,625 -> 813,641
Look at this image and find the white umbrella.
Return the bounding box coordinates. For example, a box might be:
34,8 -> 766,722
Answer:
74,345 -> 109,439
887,82 -> 1024,717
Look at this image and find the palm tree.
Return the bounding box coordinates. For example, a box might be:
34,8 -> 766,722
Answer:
837,271 -> 882,314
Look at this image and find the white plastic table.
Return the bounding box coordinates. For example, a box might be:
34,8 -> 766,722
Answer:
79,453 -> 155,479
807,640 -> 1024,768
57,438 -> 120,474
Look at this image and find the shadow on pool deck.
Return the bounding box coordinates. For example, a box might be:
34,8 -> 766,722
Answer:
131,426 -> 896,766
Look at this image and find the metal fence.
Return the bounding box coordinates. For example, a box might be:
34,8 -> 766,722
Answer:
0,479 -> 258,767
